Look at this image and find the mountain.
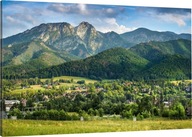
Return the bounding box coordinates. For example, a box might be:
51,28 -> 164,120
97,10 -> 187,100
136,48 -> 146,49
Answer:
102,31 -> 133,50
2,22 -> 191,80
3,22 -> 91,58
74,22 -> 103,55
2,21 -> 135,71
179,33 -> 191,40
2,39 -> 80,78
3,22 -> 190,65
3,22 -> 133,58
121,28 -> 191,44
6,38 -> 190,81
7,47 -> 149,79
129,39 -> 191,62
2,39 -> 80,66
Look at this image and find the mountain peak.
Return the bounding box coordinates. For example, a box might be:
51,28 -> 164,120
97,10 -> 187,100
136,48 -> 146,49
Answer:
133,28 -> 153,32
25,22 -> 73,35
75,21 -> 97,40
78,21 -> 94,28
105,31 -> 120,39
39,22 -> 71,26
121,27 -> 189,44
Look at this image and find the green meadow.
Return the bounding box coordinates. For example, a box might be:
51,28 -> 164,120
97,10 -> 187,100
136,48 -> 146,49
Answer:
3,119 -> 192,136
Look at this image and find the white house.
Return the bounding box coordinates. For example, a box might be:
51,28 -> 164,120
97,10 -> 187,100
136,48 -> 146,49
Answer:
4,100 -> 20,112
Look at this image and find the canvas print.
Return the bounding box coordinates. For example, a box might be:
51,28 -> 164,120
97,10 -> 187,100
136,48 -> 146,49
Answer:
1,0 -> 192,136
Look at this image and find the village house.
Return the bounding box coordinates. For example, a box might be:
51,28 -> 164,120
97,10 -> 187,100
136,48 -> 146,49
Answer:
4,100 -> 20,112
0,100 -> 20,119
163,101 -> 171,108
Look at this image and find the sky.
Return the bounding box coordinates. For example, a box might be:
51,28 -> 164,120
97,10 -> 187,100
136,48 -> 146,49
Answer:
2,0 -> 191,38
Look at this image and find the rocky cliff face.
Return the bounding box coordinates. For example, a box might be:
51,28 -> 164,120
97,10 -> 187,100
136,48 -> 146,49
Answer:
3,21 -> 134,58
75,22 -> 104,54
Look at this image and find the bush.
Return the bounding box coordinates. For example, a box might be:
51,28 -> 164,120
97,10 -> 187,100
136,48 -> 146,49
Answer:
142,110 -> 151,118
79,110 -> 90,121
121,110 -> 132,119
48,109 -> 59,120
24,111 -> 32,119
59,110 -> 67,120
153,107 -> 160,116
71,113 -> 80,120
77,80 -> 85,84
8,108 -> 24,119
162,108 -> 169,117
27,109 -> 82,121
169,110 -> 178,119
88,108 -> 95,116
169,102 -> 186,119
98,108 -> 104,117
136,113 -> 144,120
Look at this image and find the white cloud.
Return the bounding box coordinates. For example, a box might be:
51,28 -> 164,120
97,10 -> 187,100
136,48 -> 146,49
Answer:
48,3 -> 125,18
106,8 -> 114,14
77,4 -> 88,15
5,13 -> 38,26
48,3 -> 71,12
146,9 -> 191,27
157,13 -> 190,26
6,16 -> 16,23
48,3 -> 89,15
95,18 -> 135,34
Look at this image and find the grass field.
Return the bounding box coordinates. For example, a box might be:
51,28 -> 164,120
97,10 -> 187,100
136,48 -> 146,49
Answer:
171,80 -> 192,85
3,119 -> 192,136
42,76 -> 98,84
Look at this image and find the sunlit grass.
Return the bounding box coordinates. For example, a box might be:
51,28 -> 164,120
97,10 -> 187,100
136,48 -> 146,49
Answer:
40,76 -> 98,84
53,76 -> 98,84
171,80 -> 192,85
3,119 -> 192,136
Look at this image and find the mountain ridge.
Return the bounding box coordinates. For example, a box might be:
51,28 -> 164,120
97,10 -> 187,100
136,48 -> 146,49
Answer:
3,21 -> 190,47
2,21 -> 191,80
121,28 -> 191,44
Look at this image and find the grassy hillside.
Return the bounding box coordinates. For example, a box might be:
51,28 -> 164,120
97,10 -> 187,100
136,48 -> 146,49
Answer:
3,39 -> 80,66
2,39 -> 80,78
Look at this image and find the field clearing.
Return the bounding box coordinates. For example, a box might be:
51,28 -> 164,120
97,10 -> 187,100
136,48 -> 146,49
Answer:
31,85 -> 45,90
171,80 -> 192,85
41,76 -> 98,84
3,119 -> 192,136
57,83 -> 79,87
7,85 -> 45,95
7,76 -> 98,95
16,85 -> 45,91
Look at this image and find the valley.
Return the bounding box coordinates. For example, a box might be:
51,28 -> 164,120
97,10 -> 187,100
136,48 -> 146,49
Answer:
2,76 -> 192,136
